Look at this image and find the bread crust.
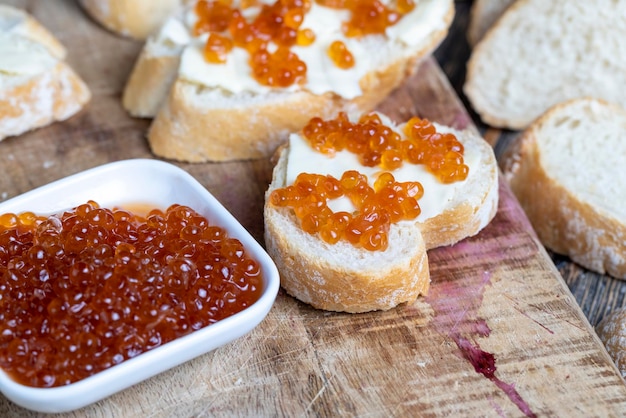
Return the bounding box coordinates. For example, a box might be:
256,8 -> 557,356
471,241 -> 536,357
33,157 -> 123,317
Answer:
79,0 -> 185,40
502,98 -> 626,279
0,61 -> 91,141
264,148 -> 430,313
126,1 -> 455,162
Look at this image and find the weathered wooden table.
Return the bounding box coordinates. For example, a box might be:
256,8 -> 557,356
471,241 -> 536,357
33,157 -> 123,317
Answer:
0,1 -> 624,416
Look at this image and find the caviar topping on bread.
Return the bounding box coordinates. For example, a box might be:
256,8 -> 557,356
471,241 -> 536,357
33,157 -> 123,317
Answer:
502,98 -> 626,279
123,0 -> 454,162
464,0 -> 626,130
0,6 -> 91,142
79,0 -> 189,40
264,111 -> 498,312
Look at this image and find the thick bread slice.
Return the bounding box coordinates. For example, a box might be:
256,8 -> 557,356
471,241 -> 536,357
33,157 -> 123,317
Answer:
502,98 -> 626,279
0,4 -> 66,59
464,0 -> 626,130
467,0 -> 515,46
79,0 -> 186,40
125,0 -> 455,162
264,147 -> 430,313
419,124 -> 499,249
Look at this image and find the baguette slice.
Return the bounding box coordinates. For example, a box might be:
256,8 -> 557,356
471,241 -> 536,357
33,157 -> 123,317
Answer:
466,0 -> 515,46
264,146 -> 430,313
79,0 -> 187,40
0,9 -> 91,142
502,98 -> 626,279
263,113 -> 499,312
124,0 -> 455,162
464,0 -> 626,130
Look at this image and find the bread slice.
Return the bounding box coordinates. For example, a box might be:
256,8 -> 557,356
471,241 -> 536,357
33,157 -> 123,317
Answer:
123,0 -> 455,162
502,98 -> 626,279
466,0 -> 515,46
79,0 -> 187,40
264,146 -> 430,313
464,0 -> 626,130
0,8 -> 91,142
263,112 -> 499,312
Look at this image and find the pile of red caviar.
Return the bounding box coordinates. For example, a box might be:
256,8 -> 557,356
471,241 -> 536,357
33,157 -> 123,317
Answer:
271,170 -> 423,251
192,0 -> 415,86
270,112 -> 470,251
303,112 -> 469,183
0,202 -> 263,387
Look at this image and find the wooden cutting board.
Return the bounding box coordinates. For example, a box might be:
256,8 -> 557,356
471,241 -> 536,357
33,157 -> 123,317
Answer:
1,1 -> 625,416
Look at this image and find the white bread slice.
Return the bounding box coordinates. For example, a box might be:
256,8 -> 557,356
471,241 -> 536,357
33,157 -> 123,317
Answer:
466,0 -> 515,46
464,0 -> 626,130
0,9 -> 91,142
123,0 -> 455,162
502,98 -> 626,279
0,4 -> 66,59
79,0 -> 187,40
263,113 -> 499,312
264,146 -> 430,313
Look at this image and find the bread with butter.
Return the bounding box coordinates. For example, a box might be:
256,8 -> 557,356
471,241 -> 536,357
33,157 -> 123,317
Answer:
464,0 -> 626,130
79,0 -> 188,40
263,112 -> 498,312
123,0 -> 455,162
0,6 -> 91,142
502,98 -> 626,279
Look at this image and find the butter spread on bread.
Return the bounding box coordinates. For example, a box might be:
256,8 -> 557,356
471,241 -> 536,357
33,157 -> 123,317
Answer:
0,6 -> 91,142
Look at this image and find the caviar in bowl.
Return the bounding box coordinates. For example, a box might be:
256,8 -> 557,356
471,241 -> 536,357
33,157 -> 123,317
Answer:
0,159 -> 280,413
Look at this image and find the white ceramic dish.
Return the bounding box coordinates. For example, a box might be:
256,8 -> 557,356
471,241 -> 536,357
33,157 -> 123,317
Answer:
0,159 -> 280,413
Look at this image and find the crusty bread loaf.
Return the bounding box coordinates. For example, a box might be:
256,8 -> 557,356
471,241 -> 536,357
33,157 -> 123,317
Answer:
124,0 -> 455,162
264,112 -> 498,312
596,308 -> 626,378
464,0 -> 626,130
467,0 -> 515,46
0,7 -> 91,142
79,0 -> 187,40
264,146 -> 430,313
502,98 -> 626,279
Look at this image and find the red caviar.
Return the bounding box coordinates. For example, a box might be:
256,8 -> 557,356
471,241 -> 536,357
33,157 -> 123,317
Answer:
0,202 -> 263,387
302,112 -> 469,183
270,170 -> 423,251
192,0 -> 415,86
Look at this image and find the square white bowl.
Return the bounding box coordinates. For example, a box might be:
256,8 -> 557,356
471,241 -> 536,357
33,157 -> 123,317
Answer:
0,159 -> 280,413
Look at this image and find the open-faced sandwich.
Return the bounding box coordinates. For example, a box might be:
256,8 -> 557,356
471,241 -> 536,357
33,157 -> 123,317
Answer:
264,111 -> 498,312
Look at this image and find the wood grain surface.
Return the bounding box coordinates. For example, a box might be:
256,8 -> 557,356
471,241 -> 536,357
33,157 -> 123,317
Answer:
1,1 -> 625,417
